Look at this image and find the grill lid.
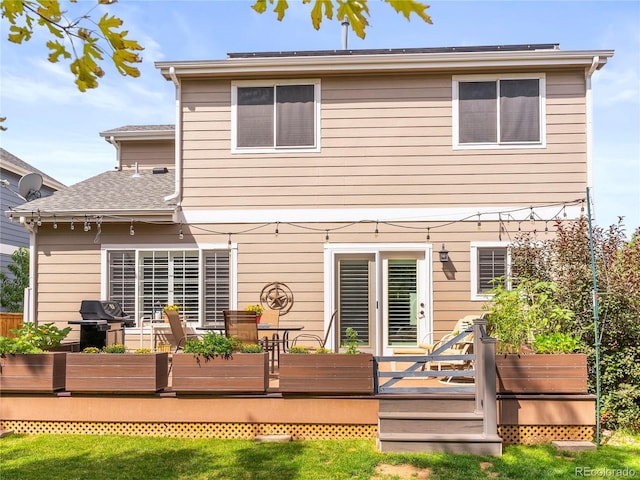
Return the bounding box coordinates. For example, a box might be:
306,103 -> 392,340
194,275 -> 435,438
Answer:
79,300 -> 134,327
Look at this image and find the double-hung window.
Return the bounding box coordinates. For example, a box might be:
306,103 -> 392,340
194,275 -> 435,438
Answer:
470,242 -> 510,300
453,75 -> 545,148
106,249 -> 230,327
232,80 -> 320,152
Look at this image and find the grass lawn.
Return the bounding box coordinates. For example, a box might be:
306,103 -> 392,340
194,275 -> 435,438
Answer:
1,433 -> 638,480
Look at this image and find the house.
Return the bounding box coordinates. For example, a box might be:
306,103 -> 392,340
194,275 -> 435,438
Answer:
0,148 -> 65,311
7,44 -> 613,354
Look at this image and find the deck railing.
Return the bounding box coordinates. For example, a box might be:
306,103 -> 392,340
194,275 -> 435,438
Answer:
374,319 -> 498,437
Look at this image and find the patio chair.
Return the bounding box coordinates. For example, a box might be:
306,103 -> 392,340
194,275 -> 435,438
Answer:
224,310 -> 278,371
421,314 -> 479,375
290,311 -> 336,350
165,309 -> 200,353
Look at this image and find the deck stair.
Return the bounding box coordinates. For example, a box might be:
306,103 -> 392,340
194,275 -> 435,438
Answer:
377,395 -> 503,454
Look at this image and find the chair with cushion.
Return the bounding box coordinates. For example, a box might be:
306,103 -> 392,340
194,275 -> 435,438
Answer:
421,314 -> 479,375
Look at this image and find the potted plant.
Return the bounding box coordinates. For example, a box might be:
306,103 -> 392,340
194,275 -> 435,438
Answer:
483,279 -> 587,394
0,322 -> 71,393
66,344 -> 169,393
171,332 -> 268,394
279,327 -> 374,395
245,304 -> 263,323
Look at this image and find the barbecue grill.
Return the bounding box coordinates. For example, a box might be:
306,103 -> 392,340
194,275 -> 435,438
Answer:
69,300 -> 134,350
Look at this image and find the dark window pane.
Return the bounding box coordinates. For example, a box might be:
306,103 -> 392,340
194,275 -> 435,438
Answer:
237,87 -> 274,147
500,79 -> 540,142
276,85 -> 315,147
459,81 -> 497,143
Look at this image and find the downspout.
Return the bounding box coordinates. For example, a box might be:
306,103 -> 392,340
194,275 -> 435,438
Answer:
105,135 -> 122,171
165,66 -> 182,207
18,216 -> 36,324
585,56 -> 599,190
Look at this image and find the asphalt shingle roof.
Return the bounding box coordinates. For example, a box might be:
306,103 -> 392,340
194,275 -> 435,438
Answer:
10,168 -> 176,215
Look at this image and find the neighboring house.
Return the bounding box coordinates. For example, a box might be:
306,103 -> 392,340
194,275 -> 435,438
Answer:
0,149 -> 65,311
7,44 -> 613,354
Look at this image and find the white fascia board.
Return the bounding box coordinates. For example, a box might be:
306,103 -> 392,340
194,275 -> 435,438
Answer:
182,205 -> 584,225
156,50 -> 613,79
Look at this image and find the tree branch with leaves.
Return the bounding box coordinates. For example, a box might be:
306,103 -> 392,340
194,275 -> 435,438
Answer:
1,0 -> 143,92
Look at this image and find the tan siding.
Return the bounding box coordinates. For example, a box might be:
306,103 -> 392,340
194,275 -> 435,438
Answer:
180,70 -> 588,212
119,140 -> 174,169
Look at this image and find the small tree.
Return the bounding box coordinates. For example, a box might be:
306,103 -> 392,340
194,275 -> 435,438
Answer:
510,218 -> 640,431
0,247 -> 29,313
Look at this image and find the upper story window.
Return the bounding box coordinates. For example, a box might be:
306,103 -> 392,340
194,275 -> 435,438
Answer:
453,74 -> 545,149
470,242 -> 510,301
232,80 -> 320,153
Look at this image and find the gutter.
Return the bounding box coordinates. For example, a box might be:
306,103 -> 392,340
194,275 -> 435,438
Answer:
164,66 -> 182,206
18,216 -> 36,324
585,56 -> 600,189
105,135 -> 122,171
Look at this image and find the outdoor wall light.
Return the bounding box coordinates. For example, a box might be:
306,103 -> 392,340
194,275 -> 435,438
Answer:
438,244 -> 449,263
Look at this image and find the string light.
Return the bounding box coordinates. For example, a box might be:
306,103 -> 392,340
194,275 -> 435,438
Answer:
70,218 -> 74,230
563,206 -> 568,219
544,221 -> 549,234
129,220 -> 135,236
476,214 -> 482,231
83,215 -> 91,232
53,214 -> 57,229
325,230 -> 330,243
529,207 -> 535,224
178,224 -> 184,240
426,227 -> 431,241
275,221 -> 279,237
374,221 -> 379,238
36,210 -> 42,227
29,212 -> 34,228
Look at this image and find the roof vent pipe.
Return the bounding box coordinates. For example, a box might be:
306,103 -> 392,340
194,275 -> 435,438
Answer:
132,162 -> 141,178
341,16 -> 349,50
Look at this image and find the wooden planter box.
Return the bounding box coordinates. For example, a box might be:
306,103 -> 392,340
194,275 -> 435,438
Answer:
66,353 -> 169,393
0,352 -> 66,393
171,353 -> 268,394
279,353 -> 374,395
496,353 -> 588,394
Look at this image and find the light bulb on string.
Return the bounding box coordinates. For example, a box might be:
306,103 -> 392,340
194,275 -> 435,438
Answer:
476,213 -> 482,230
227,233 -> 232,250
544,221 -> 549,234
426,227 -> 431,241
325,230 -> 330,243
178,224 -> 184,240
580,201 -> 585,217
53,214 -> 57,229
36,210 -> 42,227
374,221 -> 379,238
84,215 -> 91,232
29,212 -> 34,228
529,207 -> 535,224
129,220 -> 135,236
563,206 -> 568,219
70,218 -> 74,230
275,221 -> 279,237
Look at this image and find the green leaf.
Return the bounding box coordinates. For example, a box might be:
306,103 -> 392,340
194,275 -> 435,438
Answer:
46,39 -> 71,63
384,0 -> 432,23
336,0 -> 370,39
310,0 -> 334,31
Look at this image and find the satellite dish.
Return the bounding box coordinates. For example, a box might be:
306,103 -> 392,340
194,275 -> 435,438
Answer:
18,173 -> 43,201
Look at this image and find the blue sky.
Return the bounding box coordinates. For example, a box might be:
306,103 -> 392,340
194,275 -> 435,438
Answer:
1,0 -> 638,231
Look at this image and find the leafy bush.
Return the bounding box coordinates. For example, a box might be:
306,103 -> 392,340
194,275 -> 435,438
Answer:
288,345 -> 310,354
102,344 -> 127,353
238,343 -> 263,353
0,322 -> 72,354
183,332 -> 243,360
510,218 -> 640,431
81,347 -> 101,354
532,332 -> 581,354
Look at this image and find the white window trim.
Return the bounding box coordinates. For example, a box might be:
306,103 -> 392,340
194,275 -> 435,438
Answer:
101,243 -> 237,329
452,73 -> 546,150
470,241 -> 511,301
231,78 -> 321,154
323,243 -> 433,354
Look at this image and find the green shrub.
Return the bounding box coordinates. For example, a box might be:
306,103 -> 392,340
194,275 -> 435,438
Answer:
0,322 -> 73,354
81,347 -> 101,354
532,332 -> 581,354
288,345 -> 310,354
238,343 -> 263,353
102,344 -> 127,353
183,332 -> 242,360
510,218 -> 640,431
